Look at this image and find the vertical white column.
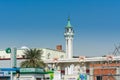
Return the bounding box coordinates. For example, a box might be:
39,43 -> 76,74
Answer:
116,67 -> 120,80
71,38 -> 73,58
70,38 -> 73,59
65,32 -> 74,59
67,38 -> 73,59
65,67 -> 68,75
70,39 -> 72,58
68,38 -> 70,59
66,39 -> 68,58
69,38 -> 71,59
70,64 -> 74,74
90,67 -> 93,80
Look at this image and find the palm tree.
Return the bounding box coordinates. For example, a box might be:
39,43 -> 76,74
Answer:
20,48 -> 45,68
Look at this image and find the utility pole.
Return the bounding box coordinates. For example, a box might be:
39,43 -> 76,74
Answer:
5,48 -> 12,80
6,47 -> 17,80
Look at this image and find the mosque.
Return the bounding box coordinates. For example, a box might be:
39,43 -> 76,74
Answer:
44,18 -> 120,80
0,18 -> 120,80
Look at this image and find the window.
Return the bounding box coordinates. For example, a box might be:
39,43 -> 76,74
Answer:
60,55 -> 64,59
96,76 -> 102,80
22,55 -> 25,58
36,78 -> 41,80
47,53 -> 50,59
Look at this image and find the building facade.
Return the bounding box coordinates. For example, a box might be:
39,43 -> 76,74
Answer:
0,18 -> 120,80
0,46 -> 66,80
44,18 -> 120,80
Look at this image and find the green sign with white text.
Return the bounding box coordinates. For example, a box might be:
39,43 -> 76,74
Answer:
5,48 -> 11,53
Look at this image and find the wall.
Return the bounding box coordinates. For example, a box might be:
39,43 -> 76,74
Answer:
0,48 -> 66,60
90,63 -> 120,80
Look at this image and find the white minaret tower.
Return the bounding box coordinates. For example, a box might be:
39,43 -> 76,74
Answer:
64,17 -> 74,59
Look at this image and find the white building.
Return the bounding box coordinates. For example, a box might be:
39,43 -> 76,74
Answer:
0,45 -> 66,80
44,18 -> 120,80
0,45 -> 66,68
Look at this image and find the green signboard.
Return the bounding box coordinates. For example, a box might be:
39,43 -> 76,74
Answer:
5,48 -> 11,53
20,68 -> 44,73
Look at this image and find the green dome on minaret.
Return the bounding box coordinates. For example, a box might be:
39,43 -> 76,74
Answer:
66,16 -> 72,28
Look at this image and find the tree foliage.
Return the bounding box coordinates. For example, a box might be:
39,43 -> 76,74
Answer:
20,48 -> 45,68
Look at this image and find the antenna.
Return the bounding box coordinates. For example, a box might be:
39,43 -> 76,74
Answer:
112,44 -> 120,56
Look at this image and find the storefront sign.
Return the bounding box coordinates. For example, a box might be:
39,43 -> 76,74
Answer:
0,71 -> 9,76
20,68 -> 44,73
0,72 -> 4,76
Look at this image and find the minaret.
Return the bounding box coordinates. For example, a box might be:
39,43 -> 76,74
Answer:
64,17 -> 74,59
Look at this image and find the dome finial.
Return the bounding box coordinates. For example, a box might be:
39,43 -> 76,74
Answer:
68,16 -> 70,21
66,16 -> 72,28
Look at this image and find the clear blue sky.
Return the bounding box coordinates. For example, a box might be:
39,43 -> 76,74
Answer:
0,0 -> 120,56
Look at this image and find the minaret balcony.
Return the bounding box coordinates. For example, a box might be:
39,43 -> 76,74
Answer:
64,32 -> 74,36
